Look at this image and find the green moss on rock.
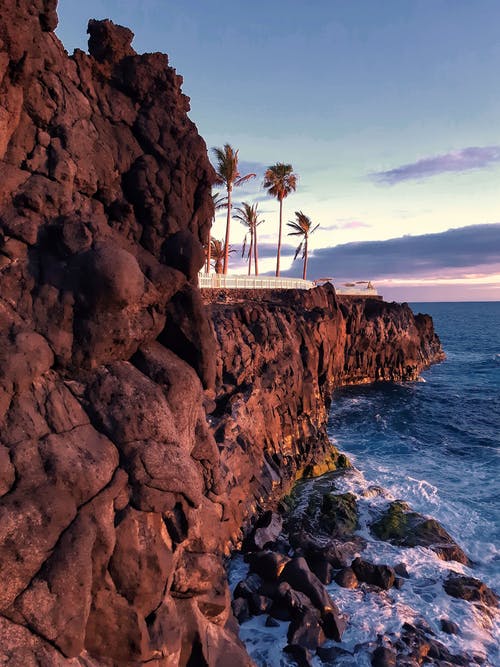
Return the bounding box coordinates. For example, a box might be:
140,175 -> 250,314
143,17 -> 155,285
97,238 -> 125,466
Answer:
371,501 -> 469,565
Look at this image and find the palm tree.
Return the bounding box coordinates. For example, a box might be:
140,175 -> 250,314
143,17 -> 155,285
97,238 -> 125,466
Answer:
287,211 -> 319,280
212,145 -> 256,274
263,163 -> 298,277
210,238 -> 234,274
233,202 -> 264,275
205,192 -> 228,273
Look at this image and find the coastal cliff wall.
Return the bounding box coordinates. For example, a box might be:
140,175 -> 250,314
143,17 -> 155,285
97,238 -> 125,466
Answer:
207,288 -> 444,546
0,3 -> 444,666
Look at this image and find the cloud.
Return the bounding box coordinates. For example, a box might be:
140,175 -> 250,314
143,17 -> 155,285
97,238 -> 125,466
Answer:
280,223 -> 500,281
255,242 -> 296,259
237,160 -> 268,179
372,146 -> 500,185
323,219 -> 371,231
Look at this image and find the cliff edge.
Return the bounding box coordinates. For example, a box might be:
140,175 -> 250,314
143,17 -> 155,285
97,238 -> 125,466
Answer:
0,3 -> 444,665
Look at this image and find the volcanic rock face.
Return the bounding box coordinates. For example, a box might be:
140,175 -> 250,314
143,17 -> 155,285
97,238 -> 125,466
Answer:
0,2 -> 445,666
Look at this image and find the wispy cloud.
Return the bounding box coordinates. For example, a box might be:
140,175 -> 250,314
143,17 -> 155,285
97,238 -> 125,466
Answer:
372,146 -> 500,185
324,219 -> 371,231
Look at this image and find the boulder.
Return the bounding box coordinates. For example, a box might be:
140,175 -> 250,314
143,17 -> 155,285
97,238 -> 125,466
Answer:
248,550 -> 290,582
334,567 -> 358,589
287,609 -> 326,650
351,557 -> 395,590
444,575 -> 498,607
371,501 -> 469,565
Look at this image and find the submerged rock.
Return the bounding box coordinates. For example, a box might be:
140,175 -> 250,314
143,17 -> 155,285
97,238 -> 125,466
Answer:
371,501 -> 470,565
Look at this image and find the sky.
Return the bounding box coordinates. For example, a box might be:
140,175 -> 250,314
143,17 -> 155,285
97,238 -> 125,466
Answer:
56,0 -> 500,301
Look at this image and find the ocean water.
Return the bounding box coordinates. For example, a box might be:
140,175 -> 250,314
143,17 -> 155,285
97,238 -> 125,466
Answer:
231,302 -> 499,666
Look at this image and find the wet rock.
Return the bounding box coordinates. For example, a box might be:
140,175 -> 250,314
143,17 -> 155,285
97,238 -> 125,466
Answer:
322,607 -> 347,642
248,550 -> 290,582
394,577 -> 404,589
334,566 -> 358,589
351,557 -> 396,590
248,593 -> 272,615
290,532 -> 362,568
265,615 -> 280,627
280,557 -> 332,611
371,501 -> 469,565
394,562 -> 410,578
287,609 -> 326,650
269,582 -> 312,622
443,575 -> 498,607
250,510 -> 283,550
232,597 -> 250,624
440,618 -> 459,635
233,573 -> 263,600
284,643 -> 313,667
306,555 -> 333,585
316,645 -> 353,663
372,646 -> 397,667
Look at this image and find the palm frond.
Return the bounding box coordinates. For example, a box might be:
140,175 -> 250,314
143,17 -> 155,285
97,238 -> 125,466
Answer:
263,162 -> 298,201
293,241 -> 303,261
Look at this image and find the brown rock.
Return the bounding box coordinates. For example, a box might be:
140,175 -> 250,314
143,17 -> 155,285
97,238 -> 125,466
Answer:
444,575 -> 498,607
334,566 -> 358,589
351,557 -> 396,590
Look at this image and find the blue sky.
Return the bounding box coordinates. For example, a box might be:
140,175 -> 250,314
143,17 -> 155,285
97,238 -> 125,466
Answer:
57,0 -> 500,300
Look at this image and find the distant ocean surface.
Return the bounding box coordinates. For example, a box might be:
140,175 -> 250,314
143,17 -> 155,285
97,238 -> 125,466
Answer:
232,302 -> 499,666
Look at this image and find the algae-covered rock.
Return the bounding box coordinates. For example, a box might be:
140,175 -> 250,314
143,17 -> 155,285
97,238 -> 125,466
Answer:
319,492 -> 359,537
371,501 -> 469,565
300,451 -> 351,479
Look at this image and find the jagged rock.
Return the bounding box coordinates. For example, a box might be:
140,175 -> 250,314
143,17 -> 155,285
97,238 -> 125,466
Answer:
444,575 -> 498,607
284,643 -> 314,667
250,510 -> 283,549
233,573 -> 263,601
287,609 -> 326,649
265,615 -> 280,627
269,582 -> 312,622
371,501 -> 469,565
232,597 -> 250,624
440,618 -> 460,635
394,562 -> 410,578
248,550 -> 290,582
372,646 -> 397,667
280,558 -> 332,612
305,553 -> 333,584
351,557 -> 396,590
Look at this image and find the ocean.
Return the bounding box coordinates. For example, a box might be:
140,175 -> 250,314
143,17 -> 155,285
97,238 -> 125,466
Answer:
231,301 -> 499,666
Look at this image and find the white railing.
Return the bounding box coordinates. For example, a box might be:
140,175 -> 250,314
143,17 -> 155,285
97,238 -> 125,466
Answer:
198,273 -> 315,290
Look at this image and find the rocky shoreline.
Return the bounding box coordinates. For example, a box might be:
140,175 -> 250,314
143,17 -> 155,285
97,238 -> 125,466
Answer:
230,467 -> 498,666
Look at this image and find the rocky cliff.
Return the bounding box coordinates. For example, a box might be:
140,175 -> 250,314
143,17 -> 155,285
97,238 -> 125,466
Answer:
0,2 -> 444,665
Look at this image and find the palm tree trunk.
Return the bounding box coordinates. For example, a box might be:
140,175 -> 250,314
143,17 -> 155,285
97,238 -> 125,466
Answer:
275,197 -> 283,277
205,226 -> 212,273
248,231 -> 253,275
254,223 -> 259,275
223,187 -> 232,274
303,236 -> 308,280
